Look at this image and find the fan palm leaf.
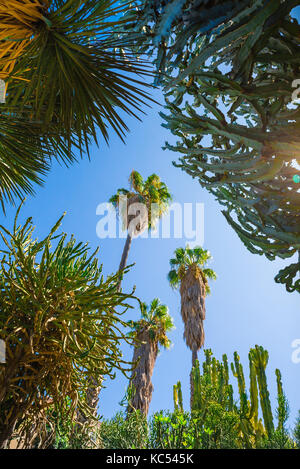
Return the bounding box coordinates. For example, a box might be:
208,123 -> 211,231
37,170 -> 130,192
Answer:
0,1 -> 153,208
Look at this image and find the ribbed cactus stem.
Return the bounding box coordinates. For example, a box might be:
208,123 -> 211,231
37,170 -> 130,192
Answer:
177,381 -> 183,413
191,359 -> 202,411
173,384 -> 178,412
250,346 -> 274,437
249,352 -> 259,423
231,352 -> 249,416
222,354 -> 229,386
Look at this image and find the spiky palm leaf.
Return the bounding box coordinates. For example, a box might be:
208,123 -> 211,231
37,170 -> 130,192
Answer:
128,298 -> 174,349
0,111 -> 78,209
110,170 -> 172,233
0,0 -> 153,208
4,0 -> 152,142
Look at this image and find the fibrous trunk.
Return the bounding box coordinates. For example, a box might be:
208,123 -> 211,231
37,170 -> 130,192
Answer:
127,329 -> 158,417
180,264 -> 206,409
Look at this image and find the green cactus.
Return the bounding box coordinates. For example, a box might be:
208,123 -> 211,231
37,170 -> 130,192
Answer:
249,346 -> 274,437
173,381 -> 184,413
177,347 -> 284,447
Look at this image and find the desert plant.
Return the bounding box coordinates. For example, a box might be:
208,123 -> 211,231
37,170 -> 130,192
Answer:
100,410 -> 148,449
170,347 -> 295,449
0,203 -> 137,448
124,0 -> 300,293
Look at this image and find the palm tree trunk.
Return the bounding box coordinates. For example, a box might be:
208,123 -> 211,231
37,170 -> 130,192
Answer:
127,330 -> 158,417
190,347 -> 198,410
117,233 -> 132,291
81,233 -> 132,423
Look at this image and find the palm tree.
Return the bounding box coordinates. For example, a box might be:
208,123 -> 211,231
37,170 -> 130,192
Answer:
110,170 -> 172,289
167,246 -> 216,408
0,1 -> 151,208
127,298 -> 174,416
81,172 -> 171,422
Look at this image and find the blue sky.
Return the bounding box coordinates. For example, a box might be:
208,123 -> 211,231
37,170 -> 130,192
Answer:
2,6 -> 300,430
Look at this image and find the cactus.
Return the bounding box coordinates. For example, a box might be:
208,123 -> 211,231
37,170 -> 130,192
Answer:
249,346 -> 274,437
173,381 -> 183,413
176,346 -> 283,446
125,0 -> 300,294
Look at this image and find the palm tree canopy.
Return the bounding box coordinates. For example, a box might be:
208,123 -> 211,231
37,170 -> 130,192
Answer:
127,298 -> 174,349
109,170 -> 172,231
0,1 -> 152,208
168,246 -> 216,294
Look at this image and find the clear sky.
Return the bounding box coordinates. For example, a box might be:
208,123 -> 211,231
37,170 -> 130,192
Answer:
2,7 -> 300,430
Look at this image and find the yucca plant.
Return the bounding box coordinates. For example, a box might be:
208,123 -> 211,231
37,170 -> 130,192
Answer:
0,203 -> 136,449
126,298 -> 174,416
110,170 -> 172,289
168,246 -> 216,408
0,1 -> 152,208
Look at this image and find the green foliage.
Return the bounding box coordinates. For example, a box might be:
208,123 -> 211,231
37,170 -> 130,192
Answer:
168,245 -> 216,293
127,298 -> 174,349
109,170 -> 172,231
97,347 -> 298,450
187,347 -> 295,449
0,203 -> 137,448
100,411 -> 148,449
294,410 -> 300,448
125,0 -> 300,293
0,1 -> 152,207
149,407 -> 240,449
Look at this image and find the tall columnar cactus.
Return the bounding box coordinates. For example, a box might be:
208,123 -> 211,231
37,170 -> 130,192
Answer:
249,346 -> 274,437
173,381 -> 183,413
177,346 -> 281,446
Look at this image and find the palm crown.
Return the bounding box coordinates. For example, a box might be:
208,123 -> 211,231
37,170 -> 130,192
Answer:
0,1 -> 151,208
127,298 -> 174,349
168,246 -> 216,294
109,170 -> 172,231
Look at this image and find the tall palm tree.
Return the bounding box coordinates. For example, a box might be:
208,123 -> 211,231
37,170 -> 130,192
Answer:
81,172 -> 171,422
167,246 -> 216,408
127,298 -> 174,416
110,170 -> 172,289
0,1 -> 151,208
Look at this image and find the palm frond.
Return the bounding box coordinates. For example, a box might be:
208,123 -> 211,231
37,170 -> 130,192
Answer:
168,246 -> 216,289
0,1 -> 154,209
